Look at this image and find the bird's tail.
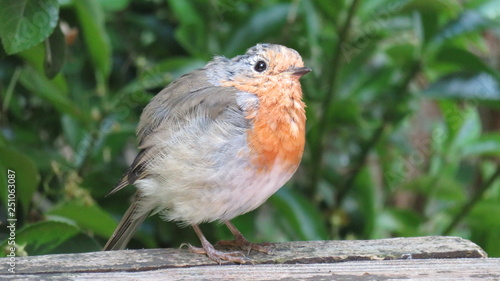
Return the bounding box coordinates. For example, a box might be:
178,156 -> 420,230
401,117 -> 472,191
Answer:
103,192 -> 149,250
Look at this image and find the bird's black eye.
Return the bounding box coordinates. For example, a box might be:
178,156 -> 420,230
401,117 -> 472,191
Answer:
254,61 -> 267,72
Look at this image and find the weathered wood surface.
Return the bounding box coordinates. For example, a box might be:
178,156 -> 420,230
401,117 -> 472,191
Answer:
1,236 -> 497,280
5,258 -> 499,280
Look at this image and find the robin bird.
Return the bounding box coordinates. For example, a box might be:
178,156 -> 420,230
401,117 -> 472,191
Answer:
103,43 -> 311,264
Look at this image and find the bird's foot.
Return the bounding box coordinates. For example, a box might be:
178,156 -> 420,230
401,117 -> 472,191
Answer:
185,243 -> 251,264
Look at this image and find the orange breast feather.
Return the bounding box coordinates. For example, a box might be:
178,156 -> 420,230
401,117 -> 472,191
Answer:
222,78 -> 306,173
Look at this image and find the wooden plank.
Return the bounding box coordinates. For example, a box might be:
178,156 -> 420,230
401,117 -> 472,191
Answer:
2,259 -> 499,280
0,236 -> 487,276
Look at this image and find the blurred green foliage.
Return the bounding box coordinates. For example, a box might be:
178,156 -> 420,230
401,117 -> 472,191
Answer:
1,0 -> 500,258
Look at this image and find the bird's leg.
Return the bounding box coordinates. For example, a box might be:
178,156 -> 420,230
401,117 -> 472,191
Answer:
188,224 -> 249,264
216,221 -> 274,254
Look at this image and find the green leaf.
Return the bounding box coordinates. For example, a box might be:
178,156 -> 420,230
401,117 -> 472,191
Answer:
51,233 -> 102,253
61,115 -> 85,150
99,0 -> 131,11
385,43 -> 418,65
224,4 -> 291,57
74,0 -> 111,79
269,188 -> 328,241
0,220 -> 79,256
352,168 -> 377,238
358,0 -> 403,20
0,0 -> 59,55
376,208 -> 423,237
423,72 -> 500,101
473,0 -> 500,21
437,101 -> 464,146
44,23 -> 67,79
470,192 -> 500,257
462,133 -> 500,157
48,201 -> 118,238
433,47 -> 500,80
400,0 -> 461,17
328,98 -> 361,126
19,65 -> 84,120
167,0 -> 206,57
477,228 -> 500,257
314,0 -> 345,20
468,200 -> 500,230
18,42 -> 68,94
416,9 -> 439,46
433,11 -> 498,45
450,106 -> 481,152
0,146 -> 40,217
301,0 -> 321,63
402,175 -> 465,202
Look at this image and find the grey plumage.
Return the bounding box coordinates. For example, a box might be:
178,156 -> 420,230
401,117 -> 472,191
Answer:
103,65 -> 255,250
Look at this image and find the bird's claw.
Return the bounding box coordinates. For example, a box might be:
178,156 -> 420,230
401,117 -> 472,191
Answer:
186,243 -> 252,264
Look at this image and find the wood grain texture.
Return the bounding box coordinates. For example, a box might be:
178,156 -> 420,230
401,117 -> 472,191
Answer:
0,236 -> 493,280
3,259 -> 499,281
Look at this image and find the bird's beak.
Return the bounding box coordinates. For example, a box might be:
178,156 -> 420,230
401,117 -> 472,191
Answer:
282,67 -> 312,78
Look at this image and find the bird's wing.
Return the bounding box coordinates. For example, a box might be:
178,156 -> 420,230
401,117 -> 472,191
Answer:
107,68 -> 257,195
